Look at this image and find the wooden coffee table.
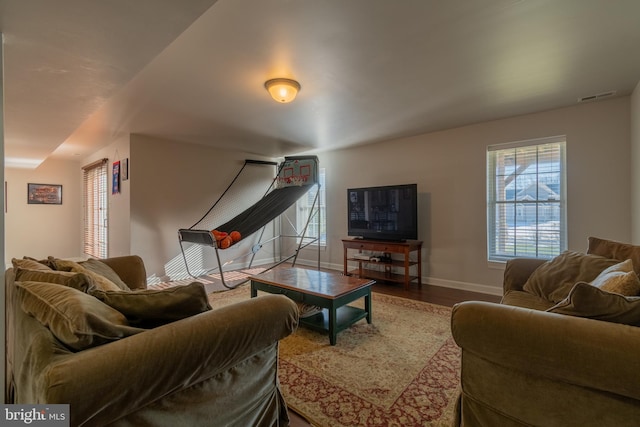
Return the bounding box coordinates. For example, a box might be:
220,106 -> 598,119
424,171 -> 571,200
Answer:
249,267 -> 375,345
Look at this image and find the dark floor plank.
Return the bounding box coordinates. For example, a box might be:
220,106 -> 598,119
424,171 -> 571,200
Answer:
371,280 -> 501,307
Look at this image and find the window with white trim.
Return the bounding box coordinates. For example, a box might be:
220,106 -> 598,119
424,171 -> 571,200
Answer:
296,168 -> 326,245
83,159 -> 109,258
487,137 -> 566,261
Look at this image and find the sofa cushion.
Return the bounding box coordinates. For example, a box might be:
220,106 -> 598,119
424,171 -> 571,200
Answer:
501,290 -> 556,311
12,258 -> 53,271
17,281 -> 145,350
14,268 -> 94,292
522,251 -> 619,303
587,237 -> 640,276
79,258 -> 130,291
89,282 -> 212,325
547,281 -> 640,325
22,256 -> 57,269
51,258 -> 122,292
589,259 -> 640,296
587,236 -> 640,276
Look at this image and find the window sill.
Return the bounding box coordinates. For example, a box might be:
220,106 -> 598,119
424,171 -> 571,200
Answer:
487,260 -> 507,270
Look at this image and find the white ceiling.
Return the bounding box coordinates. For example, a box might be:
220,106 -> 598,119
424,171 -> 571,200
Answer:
2,0 -> 640,167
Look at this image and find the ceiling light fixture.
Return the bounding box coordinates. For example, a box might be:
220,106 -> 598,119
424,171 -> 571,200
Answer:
264,78 -> 300,103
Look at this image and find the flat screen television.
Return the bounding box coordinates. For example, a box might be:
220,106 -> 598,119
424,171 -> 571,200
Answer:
347,183 -> 418,241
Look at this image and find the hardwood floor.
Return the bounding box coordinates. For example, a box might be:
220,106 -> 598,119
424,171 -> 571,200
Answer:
287,279 -> 501,426
371,280 -> 502,307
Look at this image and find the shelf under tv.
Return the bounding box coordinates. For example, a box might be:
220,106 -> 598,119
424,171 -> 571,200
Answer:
348,268 -> 420,285
342,238 -> 422,290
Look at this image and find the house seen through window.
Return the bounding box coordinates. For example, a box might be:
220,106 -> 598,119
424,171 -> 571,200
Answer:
487,137 -> 566,261
82,159 -> 109,258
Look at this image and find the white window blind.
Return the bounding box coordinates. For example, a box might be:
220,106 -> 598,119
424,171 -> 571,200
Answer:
487,137 -> 566,261
83,159 -> 108,258
297,168 -> 326,245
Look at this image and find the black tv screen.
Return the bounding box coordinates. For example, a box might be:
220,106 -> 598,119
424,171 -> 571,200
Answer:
347,183 -> 418,241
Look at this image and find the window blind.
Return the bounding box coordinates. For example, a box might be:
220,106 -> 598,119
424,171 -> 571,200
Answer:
297,168 -> 326,245
82,159 -> 108,258
487,136 -> 566,261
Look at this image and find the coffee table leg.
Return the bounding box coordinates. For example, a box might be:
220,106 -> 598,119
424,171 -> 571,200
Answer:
365,292 -> 372,324
250,282 -> 257,298
329,306 -> 337,345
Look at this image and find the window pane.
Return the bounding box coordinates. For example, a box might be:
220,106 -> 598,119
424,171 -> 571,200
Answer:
538,143 -> 561,172
487,138 -> 566,261
83,159 -> 108,258
297,168 -> 326,245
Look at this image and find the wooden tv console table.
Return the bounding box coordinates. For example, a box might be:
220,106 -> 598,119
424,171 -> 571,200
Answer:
342,238 -> 422,290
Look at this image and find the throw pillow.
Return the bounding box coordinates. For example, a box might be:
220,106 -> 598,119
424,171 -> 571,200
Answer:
23,256 -> 57,269
51,258 -> 122,292
522,251 -> 619,303
11,258 -> 52,271
587,236 -> 640,276
17,281 -> 145,351
589,259 -> 640,296
79,258 -> 130,291
89,282 -> 212,325
14,268 -> 94,292
547,281 -> 640,326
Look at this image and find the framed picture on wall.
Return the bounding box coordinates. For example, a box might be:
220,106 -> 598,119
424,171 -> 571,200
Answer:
27,183 -> 62,205
113,161 -> 120,194
122,158 -> 129,181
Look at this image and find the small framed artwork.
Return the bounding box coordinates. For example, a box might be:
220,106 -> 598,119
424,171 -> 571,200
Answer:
27,183 -> 62,205
122,158 -> 129,181
112,161 -> 120,194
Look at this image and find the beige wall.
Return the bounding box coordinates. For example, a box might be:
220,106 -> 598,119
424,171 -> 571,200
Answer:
5,158 -> 82,261
298,96 -> 631,294
4,133 -> 131,263
631,81 -> 640,243
129,135 -> 277,282
82,134 -> 132,258
3,95 -> 634,295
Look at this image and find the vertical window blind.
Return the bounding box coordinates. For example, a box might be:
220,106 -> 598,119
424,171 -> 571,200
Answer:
297,168 -> 326,245
82,159 -> 108,258
487,137 -> 567,261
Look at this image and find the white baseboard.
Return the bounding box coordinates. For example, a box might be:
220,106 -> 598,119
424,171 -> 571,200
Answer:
424,277 -> 503,296
292,258 -> 338,271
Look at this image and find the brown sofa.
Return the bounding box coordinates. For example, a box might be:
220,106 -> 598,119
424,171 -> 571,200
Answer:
451,238 -> 640,426
5,255 -> 299,426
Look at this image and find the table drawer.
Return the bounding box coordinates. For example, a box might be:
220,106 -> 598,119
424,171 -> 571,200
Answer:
253,283 -> 309,303
352,242 -> 403,252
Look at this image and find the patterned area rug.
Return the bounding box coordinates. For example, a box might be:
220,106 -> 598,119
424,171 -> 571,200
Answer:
208,286 -> 460,427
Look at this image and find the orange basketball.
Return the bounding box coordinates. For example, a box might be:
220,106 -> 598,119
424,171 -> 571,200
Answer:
212,229 -> 227,239
218,236 -> 232,249
230,231 -> 241,242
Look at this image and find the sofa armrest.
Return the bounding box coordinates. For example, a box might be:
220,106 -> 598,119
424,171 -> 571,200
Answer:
503,257 -> 546,294
451,301 -> 640,401
100,255 -> 147,290
39,294 -> 298,426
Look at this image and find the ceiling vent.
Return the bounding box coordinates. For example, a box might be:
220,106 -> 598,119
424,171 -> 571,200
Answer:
578,91 -> 617,103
